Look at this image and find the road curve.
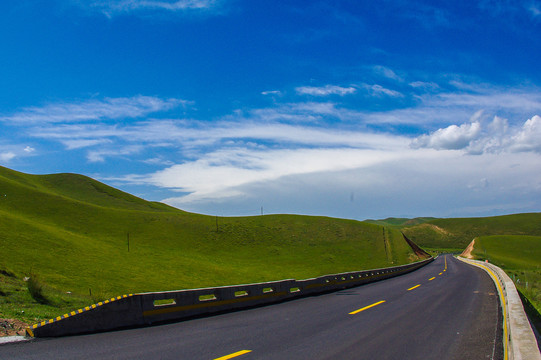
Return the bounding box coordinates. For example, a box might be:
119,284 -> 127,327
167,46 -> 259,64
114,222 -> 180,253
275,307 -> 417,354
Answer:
0,256 -> 503,360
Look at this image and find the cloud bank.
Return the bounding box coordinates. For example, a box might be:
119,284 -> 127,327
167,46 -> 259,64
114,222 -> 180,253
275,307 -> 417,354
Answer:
3,80 -> 541,218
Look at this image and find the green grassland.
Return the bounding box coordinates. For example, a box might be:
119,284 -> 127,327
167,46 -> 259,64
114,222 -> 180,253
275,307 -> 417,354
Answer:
399,213 -> 541,252
0,166 -> 422,326
364,217 -> 436,227
471,235 -> 541,331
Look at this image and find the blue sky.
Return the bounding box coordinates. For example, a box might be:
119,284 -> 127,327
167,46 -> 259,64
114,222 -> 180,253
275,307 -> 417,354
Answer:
1,0 -> 541,220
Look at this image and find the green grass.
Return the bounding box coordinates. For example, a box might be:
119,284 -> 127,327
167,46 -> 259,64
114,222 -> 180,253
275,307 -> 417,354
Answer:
470,235 -> 541,332
364,217 -> 437,227
0,165 -> 423,325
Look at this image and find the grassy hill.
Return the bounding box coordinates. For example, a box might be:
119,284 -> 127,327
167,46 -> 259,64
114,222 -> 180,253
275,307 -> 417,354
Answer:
398,213 -> 541,252
364,217 -> 437,227
0,166 -> 423,327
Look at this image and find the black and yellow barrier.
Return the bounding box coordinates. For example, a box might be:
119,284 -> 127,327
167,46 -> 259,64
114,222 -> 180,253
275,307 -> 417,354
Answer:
27,258 -> 433,337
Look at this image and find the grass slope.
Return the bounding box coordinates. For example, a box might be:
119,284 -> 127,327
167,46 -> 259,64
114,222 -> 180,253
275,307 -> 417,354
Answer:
0,166 -> 422,325
399,213 -> 541,252
471,235 -> 541,332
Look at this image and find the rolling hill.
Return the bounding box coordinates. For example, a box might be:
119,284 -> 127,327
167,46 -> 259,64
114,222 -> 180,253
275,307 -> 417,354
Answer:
0,165 -> 424,326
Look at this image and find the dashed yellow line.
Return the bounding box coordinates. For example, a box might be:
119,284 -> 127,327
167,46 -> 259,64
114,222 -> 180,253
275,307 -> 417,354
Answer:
407,284 -> 421,291
213,350 -> 252,360
349,300 -> 386,315
428,277 -> 435,281
439,272 -> 443,275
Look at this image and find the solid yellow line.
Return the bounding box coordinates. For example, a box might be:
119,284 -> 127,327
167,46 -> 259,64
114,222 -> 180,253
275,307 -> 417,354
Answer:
349,300 -> 386,315
213,350 -> 252,360
428,277 -> 435,281
407,284 -> 421,291
462,259 -> 508,360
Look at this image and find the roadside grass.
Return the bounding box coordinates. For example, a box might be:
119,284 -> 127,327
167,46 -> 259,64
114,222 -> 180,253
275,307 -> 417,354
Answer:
471,235 -> 541,332
0,166 -> 423,326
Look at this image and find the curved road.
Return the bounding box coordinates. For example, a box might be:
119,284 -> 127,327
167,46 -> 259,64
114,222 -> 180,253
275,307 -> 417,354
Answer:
1,256 -> 503,359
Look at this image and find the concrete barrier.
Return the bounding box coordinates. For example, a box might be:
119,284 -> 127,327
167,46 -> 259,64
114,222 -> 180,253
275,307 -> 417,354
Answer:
27,258 -> 433,338
458,257 -> 541,360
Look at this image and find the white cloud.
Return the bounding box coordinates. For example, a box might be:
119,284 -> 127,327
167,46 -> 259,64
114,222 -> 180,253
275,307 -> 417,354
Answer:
372,65 -> 403,82
87,145 -> 143,163
23,146 -> 35,153
261,90 -> 282,96
155,149 -> 541,219
411,114 -> 541,155
363,84 -> 541,125
411,122 -> 482,150
409,81 -> 439,90
143,157 -> 175,166
2,96 -> 186,124
143,146 -> 413,203
510,115 -> 541,152
85,0 -> 218,17
0,152 -> 16,162
295,85 -> 357,96
363,84 -> 404,98
62,139 -> 113,150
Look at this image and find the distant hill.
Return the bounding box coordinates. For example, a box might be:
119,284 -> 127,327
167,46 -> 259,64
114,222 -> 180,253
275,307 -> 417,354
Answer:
0,165 -> 424,324
396,213 -> 541,251
364,217 -> 437,227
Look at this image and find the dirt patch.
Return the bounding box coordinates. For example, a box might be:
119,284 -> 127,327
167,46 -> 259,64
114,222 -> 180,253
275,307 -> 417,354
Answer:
0,318 -> 29,337
461,239 -> 475,259
419,223 -> 452,236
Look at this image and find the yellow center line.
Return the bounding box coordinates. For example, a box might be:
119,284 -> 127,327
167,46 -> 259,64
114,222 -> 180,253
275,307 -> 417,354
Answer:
439,272 -> 443,275
428,277 -> 435,281
213,350 -> 252,360
407,284 -> 421,291
349,300 -> 386,315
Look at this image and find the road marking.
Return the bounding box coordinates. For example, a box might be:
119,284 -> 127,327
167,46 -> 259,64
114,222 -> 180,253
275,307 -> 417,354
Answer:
428,277 -> 435,281
349,300 -> 386,315
439,272 -> 443,275
407,284 -> 421,291
214,350 -> 252,360
459,258 -> 508,360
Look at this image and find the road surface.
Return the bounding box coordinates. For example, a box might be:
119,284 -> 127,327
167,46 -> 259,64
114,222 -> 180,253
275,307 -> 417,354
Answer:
0,255 -> 503,359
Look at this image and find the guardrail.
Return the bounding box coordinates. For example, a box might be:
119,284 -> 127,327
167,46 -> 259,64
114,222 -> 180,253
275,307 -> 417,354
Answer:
26,257 -> 433,338
457,257 -> 541,360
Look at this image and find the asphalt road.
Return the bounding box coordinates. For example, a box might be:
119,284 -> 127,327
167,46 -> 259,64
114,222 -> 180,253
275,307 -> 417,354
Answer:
1,255 -> 503,359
